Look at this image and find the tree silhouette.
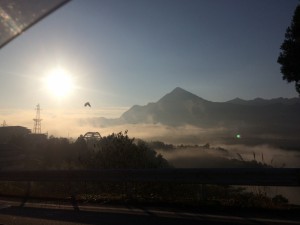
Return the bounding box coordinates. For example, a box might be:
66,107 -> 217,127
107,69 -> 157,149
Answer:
277,5 -> 300,95
81,131 -> 169,169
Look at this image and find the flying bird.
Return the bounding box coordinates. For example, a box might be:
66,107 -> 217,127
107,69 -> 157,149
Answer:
84,102 -> 91,107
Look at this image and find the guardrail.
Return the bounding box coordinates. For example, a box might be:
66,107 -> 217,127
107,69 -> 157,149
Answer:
0,168 -> 299,186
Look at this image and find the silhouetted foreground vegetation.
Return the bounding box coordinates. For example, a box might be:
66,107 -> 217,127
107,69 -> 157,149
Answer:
0,181 -> 290,209
0,131 -> 169,170
0,131 -> 291,209
278,4 -> 300,95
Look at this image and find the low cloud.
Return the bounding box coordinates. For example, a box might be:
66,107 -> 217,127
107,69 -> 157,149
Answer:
157,144 -> 300,168
2,108 -> 300,152
1,109 -> 300,203
220,144 -> 300,168
0,108 -> 127,138
156,144 -> 300,204
1,109 -> 300,168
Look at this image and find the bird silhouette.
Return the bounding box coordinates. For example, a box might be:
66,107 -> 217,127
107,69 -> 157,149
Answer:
84,102 -> 91,107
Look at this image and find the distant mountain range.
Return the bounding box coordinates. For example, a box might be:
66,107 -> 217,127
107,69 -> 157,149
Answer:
88,87 -> 299,124
226,96 -> 300,105
83,87 -> 300,145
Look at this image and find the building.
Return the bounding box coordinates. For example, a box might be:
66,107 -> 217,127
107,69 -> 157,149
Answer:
0,126 -> 31,143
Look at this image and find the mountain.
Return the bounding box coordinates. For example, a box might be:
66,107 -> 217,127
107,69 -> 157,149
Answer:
121,87 -> 211,126
120,87 -> 300,129
86,87 -> 300,141
227,97 -> 300,105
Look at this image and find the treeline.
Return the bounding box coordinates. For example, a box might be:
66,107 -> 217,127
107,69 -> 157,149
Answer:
3,133 -> 273,171
4,131 -> 169,170
146,140 -> 175,151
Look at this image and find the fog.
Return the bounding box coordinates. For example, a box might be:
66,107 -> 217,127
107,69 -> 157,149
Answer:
157,145 -> 300,168
0,108 -> 127,137
1,109 -> 299,167
155,145 -> 300,204
1,110 -> 300,204
1,109 -> 230,142
2,108 -> 299,149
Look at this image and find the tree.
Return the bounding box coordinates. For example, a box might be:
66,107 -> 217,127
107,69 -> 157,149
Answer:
80,131 -> 170,169
277,5 -> 300,95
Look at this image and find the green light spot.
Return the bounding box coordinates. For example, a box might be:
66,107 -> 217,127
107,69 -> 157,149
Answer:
236,134 -> 241,139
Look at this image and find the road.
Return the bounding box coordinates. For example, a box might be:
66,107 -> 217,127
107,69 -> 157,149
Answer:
1,199 -> 300,225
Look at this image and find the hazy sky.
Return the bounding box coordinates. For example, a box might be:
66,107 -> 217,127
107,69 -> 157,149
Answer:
0,0 -> 299,111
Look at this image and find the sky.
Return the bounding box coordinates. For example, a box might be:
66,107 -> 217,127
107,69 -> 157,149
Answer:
0,0 -> 299,127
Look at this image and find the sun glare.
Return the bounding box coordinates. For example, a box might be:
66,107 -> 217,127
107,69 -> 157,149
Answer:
45,67 -> 74,98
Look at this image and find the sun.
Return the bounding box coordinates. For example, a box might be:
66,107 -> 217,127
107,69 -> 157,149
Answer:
45,67 -> 74,98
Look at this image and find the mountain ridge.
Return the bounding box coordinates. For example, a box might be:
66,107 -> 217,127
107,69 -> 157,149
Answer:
226,96 -> 300,105
157,87 -> 209,104
86,87 -> 300,131
80,87 -> 300,146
